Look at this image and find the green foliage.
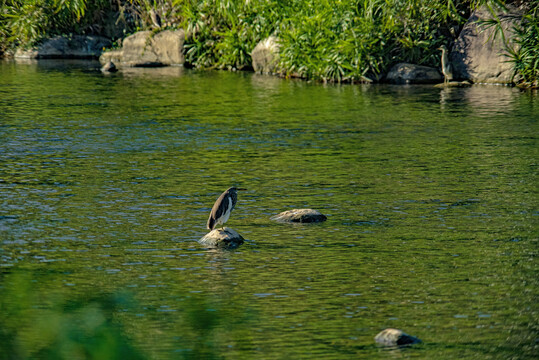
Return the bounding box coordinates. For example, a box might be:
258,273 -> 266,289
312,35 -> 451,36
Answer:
0,271 -> 145,360
179,0 -> 282,70
0,270 -> 252,359
0,0 -> 113,51
277,0 -> 468,82
506,4 -> 539,88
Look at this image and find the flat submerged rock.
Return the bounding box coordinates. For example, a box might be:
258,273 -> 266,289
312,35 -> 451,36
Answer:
271,209 -> 327,223
199,227 -> 244,249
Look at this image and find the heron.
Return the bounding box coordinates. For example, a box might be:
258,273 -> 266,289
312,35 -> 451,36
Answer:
437,45 -> 453,85
207,187 -> 246,230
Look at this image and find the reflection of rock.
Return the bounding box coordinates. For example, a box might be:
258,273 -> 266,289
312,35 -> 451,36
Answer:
434,80 -> 472,88
120,66 -> 184,78
386,63 -> 442,84
451,5 -> 523,84
271,209 -> 327,223
99,30 -> 185,68
101,61 -> 118,73
199,227 -> 244,249
374,328 -> 421,347
251,36 -> 280,74
15,35 -> 111,59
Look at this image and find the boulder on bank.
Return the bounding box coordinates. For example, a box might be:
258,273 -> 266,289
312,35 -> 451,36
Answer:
451,5 -> 524,84
15,35 -> 111,59
374,328 -> 421,347
199,227 -> 244,249
251,36 -> 280,74
386,63 -> 442,84
271,209 -> 327,223
99,30 -> 185,68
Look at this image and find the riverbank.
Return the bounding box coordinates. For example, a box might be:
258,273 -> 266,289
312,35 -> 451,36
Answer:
1,0 -> 537,87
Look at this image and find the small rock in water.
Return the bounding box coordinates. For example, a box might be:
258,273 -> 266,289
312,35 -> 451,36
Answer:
270,209 -> 327,223
101,61 -> 118,73
199,227 -> 244,249
374,328 -> 421,347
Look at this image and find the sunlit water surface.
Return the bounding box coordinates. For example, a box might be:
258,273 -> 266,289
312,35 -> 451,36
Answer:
0,60 -> 537,359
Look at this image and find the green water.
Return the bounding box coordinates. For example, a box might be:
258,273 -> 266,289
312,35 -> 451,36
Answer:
0,60 -> 537,359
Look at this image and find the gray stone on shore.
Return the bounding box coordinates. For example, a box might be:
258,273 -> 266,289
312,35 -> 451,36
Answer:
386,63 -> 442,84
374,328 -> 421,347
251,36 -> 280,74
199,227 -> 244,249
451,5 -> 524,84
15,35 -> 111,59
99,30 -> 185,68
271,209 -> 327,223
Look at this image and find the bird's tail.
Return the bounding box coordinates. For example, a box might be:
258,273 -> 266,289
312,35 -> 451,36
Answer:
207,217 -> 215,231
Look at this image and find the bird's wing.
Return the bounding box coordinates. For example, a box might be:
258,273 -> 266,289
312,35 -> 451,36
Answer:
207,192 -> 230,230
213,193 -> 229,219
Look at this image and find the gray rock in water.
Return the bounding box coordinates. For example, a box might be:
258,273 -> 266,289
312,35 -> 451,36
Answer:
101,61 -> 118,73
451,5 -> 524,84
100,30 -> 185,68
15,35 -> 111,59
199,227 -> 244,249
251,36 -> 280,74
271,209 -> 327,223
374,328 -> 421,347
386,63 -> 442,84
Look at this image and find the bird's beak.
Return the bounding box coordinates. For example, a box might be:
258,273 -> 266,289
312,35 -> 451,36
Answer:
237,188 -> 247,191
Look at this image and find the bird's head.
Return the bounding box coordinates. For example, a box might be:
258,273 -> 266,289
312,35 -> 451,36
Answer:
437,45 -> 448,52
228,187 -> 247,192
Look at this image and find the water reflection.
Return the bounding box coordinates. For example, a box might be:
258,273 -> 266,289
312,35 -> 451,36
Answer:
439,85 -> 521,116
120,66 -> 185,78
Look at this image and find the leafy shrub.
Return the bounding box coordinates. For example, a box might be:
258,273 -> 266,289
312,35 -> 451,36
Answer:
277,0 -> 468,82
506,3 -> 539,88
0,0 -> 114,51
